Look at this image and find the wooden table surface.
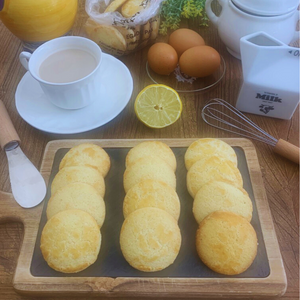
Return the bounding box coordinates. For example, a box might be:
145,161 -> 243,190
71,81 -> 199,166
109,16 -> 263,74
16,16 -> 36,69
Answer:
0,2 -> 299,300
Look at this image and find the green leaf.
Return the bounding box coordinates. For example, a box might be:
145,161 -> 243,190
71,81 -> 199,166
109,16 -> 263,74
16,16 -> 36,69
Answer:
159,0 -> 208,35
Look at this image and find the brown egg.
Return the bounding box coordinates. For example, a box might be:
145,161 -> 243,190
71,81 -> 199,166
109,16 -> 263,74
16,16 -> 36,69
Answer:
169,29 -> 205,57
179,46 -> 221,78
147,43 -> 178,75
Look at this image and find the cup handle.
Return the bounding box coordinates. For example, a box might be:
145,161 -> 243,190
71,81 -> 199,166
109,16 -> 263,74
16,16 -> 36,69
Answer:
19,52 -> 32,71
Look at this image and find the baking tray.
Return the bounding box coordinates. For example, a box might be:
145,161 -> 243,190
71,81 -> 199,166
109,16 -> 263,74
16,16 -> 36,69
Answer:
31,147 -> 269,278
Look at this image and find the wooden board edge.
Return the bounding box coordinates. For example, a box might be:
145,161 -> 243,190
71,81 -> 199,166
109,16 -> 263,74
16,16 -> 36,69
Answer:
12,138 -> 287,297
13,275 -> 287,298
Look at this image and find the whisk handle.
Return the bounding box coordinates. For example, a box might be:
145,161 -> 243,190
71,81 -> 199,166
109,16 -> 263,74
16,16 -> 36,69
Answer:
274,139 -> 299,164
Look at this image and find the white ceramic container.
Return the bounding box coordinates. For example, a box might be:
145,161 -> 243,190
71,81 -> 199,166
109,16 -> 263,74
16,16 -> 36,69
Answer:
205,0 -> 299,58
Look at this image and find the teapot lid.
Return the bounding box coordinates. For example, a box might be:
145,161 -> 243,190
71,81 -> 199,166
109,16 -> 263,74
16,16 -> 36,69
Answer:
232,0 -> 299,16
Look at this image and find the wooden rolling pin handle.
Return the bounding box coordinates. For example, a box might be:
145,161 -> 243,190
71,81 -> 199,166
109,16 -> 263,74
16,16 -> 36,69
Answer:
274,138 -> 300,164
0,100 -> 20,150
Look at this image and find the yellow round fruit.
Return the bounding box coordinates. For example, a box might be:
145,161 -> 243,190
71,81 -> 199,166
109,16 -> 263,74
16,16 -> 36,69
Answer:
134,84 -> 182,128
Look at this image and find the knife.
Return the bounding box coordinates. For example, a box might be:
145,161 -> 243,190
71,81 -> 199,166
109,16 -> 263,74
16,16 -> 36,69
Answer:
0,100 -> 46,208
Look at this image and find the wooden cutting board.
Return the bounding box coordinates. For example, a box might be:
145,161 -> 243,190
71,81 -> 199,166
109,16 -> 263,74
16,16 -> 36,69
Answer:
0,138 -> 287,298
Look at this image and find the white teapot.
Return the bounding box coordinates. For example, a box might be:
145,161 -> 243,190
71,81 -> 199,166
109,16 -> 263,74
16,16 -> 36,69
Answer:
205,0 -> 299,58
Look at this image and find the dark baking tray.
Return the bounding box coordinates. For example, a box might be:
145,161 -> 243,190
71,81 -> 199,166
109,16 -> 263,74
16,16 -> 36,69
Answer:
31,147 -> 270,278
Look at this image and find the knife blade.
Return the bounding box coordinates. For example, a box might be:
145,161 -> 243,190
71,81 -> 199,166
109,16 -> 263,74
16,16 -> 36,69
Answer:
0,100 -> 46,208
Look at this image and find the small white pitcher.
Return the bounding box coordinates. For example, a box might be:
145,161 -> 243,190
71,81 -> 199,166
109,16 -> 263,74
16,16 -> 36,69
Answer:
205,0 -> 299,58
236,32 -> 300,120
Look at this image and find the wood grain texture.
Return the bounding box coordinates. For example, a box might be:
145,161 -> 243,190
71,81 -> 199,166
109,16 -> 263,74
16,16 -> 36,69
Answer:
0,0 -> 299,299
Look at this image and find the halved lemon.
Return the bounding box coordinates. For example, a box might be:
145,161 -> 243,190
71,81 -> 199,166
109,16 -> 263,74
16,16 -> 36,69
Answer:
134,84 -> 182,128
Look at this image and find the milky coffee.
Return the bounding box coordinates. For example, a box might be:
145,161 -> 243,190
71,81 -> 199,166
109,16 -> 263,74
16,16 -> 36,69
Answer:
39,49 -> 97,83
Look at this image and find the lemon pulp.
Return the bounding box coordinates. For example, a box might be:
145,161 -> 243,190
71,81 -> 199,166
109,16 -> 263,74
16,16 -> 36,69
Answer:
134,84 -> 182,128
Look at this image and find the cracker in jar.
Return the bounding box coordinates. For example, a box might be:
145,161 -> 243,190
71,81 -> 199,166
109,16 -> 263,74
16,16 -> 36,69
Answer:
104,0 -> 129,13
117,26 -> 140,51
121,0 -> 147,18
89,24 -> 127,51
84,18 -> 100,37
150,16 -> 160,40
141,21 -> 151,41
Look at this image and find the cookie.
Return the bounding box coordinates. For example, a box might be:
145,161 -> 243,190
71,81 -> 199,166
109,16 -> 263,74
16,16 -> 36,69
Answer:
104,0 -> 129,13
126,141 -> 177,171
196,211 -> 257,275
116,26 -> 138,51
185,138 -> 238,170
89,24 -> 127,51
121,0 -> 147,18
59,143 -> 111,177
120,207 -> 181,272
123,179 -> 180,221
40,209 -> 101,273
123,156 -> 176,193
193,180 -> 253,224
186,156 -> 243,198
51,165 -> 105,197
47,182 -> 106,228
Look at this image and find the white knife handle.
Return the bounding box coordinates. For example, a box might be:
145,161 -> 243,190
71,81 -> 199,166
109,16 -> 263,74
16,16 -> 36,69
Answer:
0,100 -> 20,150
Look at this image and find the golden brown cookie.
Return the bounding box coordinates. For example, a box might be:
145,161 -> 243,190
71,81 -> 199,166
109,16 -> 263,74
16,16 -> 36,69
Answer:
123,156 -> 176,193
59,143 -> 111,177
47,182 -> 106,228
123,179 -> 180,221
116,26 -> 138,51
51,165 -> 105,197
121,0 -> 147,18
196,211 -> 257,275
120,207 -> 181,272
186,156 -> 243,198
193,180 -> 253,224
104,0 -> 129,13
40,209 -> 101,273
150,16 -> 160,40
88,25 -> 127,52
185,138 -> 238,170
126,141 -> 177,171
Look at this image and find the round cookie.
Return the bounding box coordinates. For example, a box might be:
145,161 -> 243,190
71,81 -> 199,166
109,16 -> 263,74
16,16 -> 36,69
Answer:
185,138 -> 238,170
51,165 -> 105,197
59,143 -> 111,177
126,141 -> 177,171
120,207 -> 181,272
193,180 -> 253,224
123,179 -> 180,221
123,156 -> 176,193
40,209 -> 101,273
196,211 -> 257,275
186,156 -> 243,198
47,182 -> 106,228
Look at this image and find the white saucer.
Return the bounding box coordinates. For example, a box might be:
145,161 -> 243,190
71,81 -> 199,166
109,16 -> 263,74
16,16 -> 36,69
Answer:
15,53 -> 133,134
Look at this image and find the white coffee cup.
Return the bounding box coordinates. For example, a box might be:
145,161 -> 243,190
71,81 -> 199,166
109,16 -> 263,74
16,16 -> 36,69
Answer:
19,36 -> 102,109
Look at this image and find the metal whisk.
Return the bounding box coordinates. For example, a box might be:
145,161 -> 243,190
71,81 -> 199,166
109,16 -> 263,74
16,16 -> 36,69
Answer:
201,98 -> 299,164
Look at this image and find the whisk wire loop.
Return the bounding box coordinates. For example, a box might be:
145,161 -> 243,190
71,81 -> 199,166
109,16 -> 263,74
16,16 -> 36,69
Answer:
201,99 -> 278,147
